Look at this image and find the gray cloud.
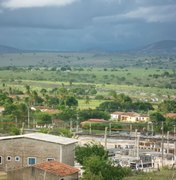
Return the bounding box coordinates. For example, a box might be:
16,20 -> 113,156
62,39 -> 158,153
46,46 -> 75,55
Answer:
1,0 -> 79,9
0,0 -> 175,51
93,4 -> 176,24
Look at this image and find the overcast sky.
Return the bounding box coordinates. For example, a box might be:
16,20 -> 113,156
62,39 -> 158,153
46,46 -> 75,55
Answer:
0,0 -> 175,51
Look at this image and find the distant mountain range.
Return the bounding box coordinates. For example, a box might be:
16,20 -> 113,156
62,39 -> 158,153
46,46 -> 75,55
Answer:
0,40 -> 176,54
137,40 -> 176,54
0,45 -> 22,53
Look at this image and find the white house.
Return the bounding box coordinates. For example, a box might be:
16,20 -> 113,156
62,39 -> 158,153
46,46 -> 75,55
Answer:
110,112 -> 149,122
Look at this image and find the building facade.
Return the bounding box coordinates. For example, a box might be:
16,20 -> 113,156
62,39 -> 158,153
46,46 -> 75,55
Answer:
0,133 -> 77,172
111,112 -> 149,122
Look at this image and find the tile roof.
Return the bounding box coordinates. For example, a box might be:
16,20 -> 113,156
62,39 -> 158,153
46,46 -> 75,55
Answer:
34,161 -> 79,177
81,119 -> 108,123
111,112 -> 140,117
88,119 -> 108,122
0,133 -> 78,145
165,113 -> 176,118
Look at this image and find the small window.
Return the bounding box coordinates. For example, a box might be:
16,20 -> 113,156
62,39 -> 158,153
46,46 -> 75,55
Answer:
47,158 -> 55,162
7,156 -> 12,161
0,156 -> 2,164
15,156 -> 20,162
28,157 -> 36,165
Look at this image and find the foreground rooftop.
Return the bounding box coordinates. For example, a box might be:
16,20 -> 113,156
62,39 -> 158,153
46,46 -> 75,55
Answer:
0,133 -> 78,145
34,161 -> 79,176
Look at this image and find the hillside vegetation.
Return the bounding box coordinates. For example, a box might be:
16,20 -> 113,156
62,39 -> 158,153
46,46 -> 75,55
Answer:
0,52 -> 176,69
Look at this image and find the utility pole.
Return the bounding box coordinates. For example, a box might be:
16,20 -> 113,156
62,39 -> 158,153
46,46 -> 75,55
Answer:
15,116 -> 18,127
104,127 -> 108,150
27,105 -> 30,129
167,131 -> 169,154
43,170 -> 46,180
76,114 -> 79,134
89,123 -> 92,134
76,121 -> 79,133
70,120 -> 73,132
137,132 -> 140,160
174,125 -> 176,162
161,121 -> 164,167
130,124 -> 132,135
135,129 -> 137,157
21,122 -> 25,135
147,122 -> 150,136
151,122 -> 154,136
109,122 -> 111,135
135,129 -> 139,160
33,118 -> 35,129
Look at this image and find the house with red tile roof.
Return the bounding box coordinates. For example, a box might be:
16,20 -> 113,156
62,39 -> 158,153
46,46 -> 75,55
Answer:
7,161 -> 79,180
165,113 -> 176,119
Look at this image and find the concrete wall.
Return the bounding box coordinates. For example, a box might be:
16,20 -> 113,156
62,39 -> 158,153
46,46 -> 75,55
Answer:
7,167 -> 79,180
62,144 -> 75,166
0,138 -> 75,171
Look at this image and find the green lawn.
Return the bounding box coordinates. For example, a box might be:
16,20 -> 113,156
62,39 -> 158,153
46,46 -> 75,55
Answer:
78,99 -> 104,109
124,169 -> 176,180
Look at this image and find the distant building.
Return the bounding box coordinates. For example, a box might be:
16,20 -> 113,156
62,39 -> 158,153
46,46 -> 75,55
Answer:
80,119 -> 109,128
0,133 -> 77,172
110,112 -> 149,122
52,119 -> 66,129
165,113 -> 176,119
0,106 -> 4,113
7,161 -> 79,180
31,106 -> 59,114
81,118 -> 108,124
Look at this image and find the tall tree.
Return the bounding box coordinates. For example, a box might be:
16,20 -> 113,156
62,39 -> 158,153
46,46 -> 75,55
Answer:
158,100 -> 176,113
75,142 -> 131,180
25,85 -> 31,95
75,142 -> 108,165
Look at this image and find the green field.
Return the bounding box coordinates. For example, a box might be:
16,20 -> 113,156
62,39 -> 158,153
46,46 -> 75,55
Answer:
124,169 -> 176,180
0,52 -> 176,68
0,67 -> 175,102
0,52 -> 176,105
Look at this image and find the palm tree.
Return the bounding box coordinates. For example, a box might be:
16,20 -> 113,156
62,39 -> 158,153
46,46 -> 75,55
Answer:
25,85 -> 31,95
40,88 -> 47,97
85,95 -> 90,105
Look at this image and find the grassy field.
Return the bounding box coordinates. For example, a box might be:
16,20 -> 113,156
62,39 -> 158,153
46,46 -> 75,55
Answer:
0,67 -> 174,86
0,69 -> 175,103
0,56 -> 176,104
78,99 -> 105,109
0,52 -> 176,69
124,169 -> 176,180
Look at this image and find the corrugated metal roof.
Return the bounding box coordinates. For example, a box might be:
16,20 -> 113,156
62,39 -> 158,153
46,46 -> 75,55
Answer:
0,133 -> 78,145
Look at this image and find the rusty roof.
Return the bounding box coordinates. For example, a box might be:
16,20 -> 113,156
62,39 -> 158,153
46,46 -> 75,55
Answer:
112,111 -> 138,116
165,113 -> 176,118
34,161 -> 79,177
81,119 -> 108,123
